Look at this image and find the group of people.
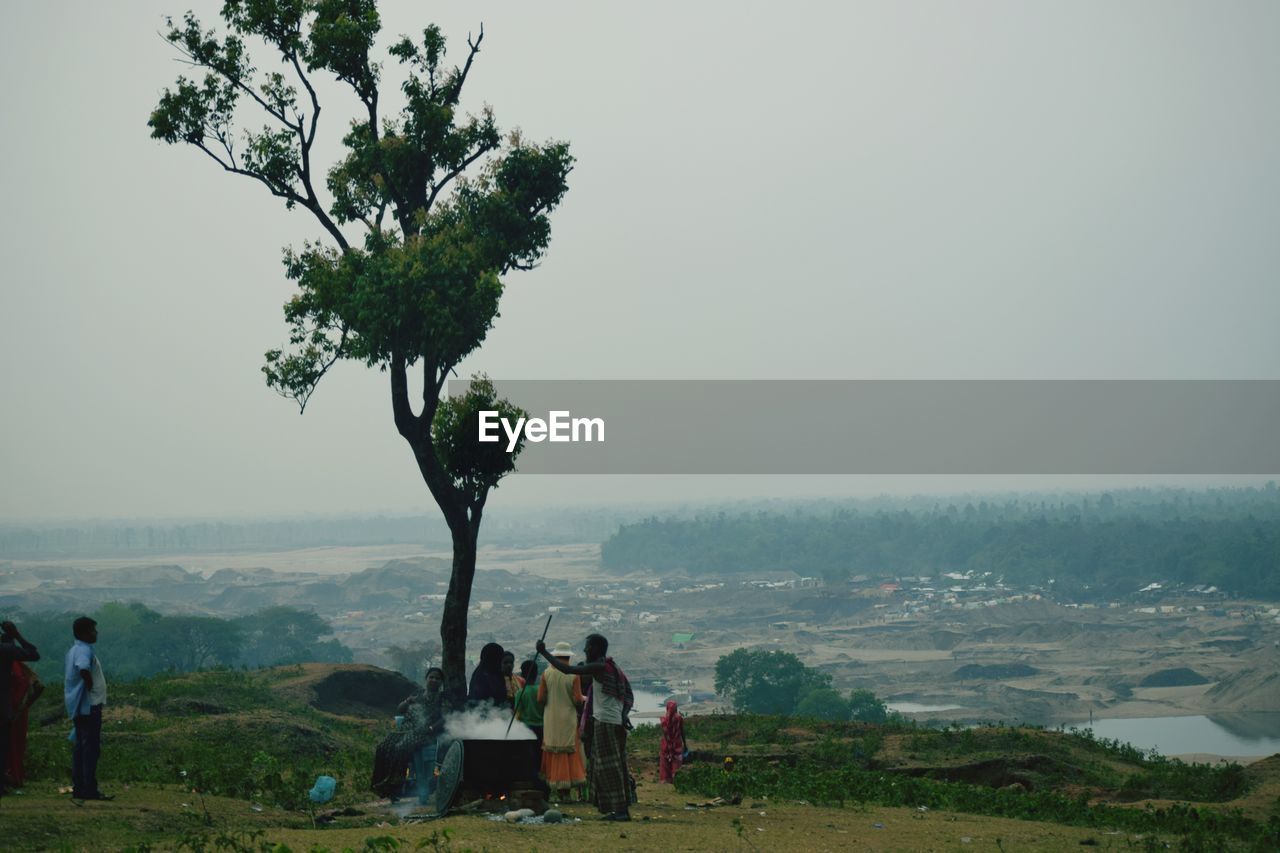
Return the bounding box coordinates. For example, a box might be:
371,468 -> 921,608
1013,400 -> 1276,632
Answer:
6,614 -> 689,822
481,633 -> 639,820
463,639 -> 592,802
533,633 -> 634,820
378,631 -> 687,822
0,616 -> 111,802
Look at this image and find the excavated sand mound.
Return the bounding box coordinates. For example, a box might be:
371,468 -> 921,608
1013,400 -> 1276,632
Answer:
1203,668 -> 1280,713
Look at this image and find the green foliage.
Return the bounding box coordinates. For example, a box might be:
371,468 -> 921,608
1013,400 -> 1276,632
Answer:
714,648 -> 890,723
236,607 -> 354,668
149,0 -> 572,415
383,640 -> 441,679
714,648 -> 832,715
794,687 -> 849,721
15,604 -> 351,684
173,828 -> 279,853
148,0 -> 575,709
674,758 -> 1274,846
166,827 -> 471,853
430,376 -> 529,503
895,723 -> 1253,803
23,669 -> 370,810
601,486 -> 1280,598
847,688 -> 888,724
681,713 -> 800,747
134,615 -> 246,673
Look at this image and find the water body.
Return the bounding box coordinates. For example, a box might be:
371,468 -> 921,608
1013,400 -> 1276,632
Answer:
1067,714 -> 1280,758
888,702 -> 967,713
629,689 -> 669,726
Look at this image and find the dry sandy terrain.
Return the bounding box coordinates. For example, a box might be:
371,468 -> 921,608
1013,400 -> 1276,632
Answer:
4,542 -> 604,580
5,544 -> 428,577
8,541 -> 1278,740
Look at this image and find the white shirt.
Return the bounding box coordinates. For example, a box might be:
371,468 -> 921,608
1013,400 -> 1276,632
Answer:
593,685 -> 623,725
88,653 -> 107,706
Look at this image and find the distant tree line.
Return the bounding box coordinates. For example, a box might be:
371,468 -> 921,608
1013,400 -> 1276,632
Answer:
602,486 -> 1280,599
10,603 -> 352,684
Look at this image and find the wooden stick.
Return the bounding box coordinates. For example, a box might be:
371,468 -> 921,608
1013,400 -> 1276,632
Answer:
505,614 -> 553,738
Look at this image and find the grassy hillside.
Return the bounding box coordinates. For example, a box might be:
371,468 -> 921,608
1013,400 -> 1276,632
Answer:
19,665 -> 409,814
657,716 -> 1280,849
5,665 -> 1279,851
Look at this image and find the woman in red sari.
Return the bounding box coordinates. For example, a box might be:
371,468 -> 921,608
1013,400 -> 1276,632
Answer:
8,661 -> 43,790
658,699 -> 686,783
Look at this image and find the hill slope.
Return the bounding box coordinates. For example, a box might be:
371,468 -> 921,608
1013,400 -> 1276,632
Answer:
6,666 -> 1278,851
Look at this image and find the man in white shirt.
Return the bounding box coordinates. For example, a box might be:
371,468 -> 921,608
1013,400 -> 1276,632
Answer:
64,616 -> 112,802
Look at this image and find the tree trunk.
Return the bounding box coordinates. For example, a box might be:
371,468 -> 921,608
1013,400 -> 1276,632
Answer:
439,513 -> 480,709
391,358 -> 486,712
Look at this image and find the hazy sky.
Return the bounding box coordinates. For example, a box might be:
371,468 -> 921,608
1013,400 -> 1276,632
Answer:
2,1 -> 1277,522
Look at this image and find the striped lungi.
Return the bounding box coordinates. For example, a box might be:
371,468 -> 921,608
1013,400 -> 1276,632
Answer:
590,719 -> 630,813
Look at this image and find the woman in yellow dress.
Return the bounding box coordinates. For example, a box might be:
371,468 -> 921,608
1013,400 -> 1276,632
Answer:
537,641 -> 586,799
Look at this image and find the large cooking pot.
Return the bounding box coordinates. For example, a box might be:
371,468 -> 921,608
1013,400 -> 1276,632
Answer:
435,738 -> 541,813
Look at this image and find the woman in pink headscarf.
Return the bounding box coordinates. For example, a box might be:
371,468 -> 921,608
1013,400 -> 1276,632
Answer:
658,699 -> 686,783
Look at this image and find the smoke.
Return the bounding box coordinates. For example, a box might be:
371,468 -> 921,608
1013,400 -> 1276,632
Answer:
444,704 -> 536,740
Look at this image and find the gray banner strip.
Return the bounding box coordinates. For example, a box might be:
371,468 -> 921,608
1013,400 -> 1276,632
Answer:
446,380 -> 1280,474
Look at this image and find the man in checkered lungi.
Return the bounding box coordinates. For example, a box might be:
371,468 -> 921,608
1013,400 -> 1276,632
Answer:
538,633 -> 633,821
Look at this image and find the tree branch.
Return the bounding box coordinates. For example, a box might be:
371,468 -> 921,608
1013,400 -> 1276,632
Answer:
498,192 -> 567,273
166,37 -> 292,129
165,30 -> 351,252
313,205 -> 352,250
391,353 -> 418,440
365,91 -> 399,235
191,140 -> 306,206
294,325 -> 349,414
446,25 -> 484,106
392,354 -> 466,526
288,50 -> 321,149
281,49 -> 355,252
425,142 -> 495,213
424,362 -> 450,416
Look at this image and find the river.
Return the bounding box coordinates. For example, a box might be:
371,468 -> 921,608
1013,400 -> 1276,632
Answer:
1065,713 -> 1280,758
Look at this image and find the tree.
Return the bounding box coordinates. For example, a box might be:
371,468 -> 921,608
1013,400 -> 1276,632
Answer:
794,686 -> 849,721
713,648 -> 832,715
384,639 -> 441,679
847,688 -> 888,724
135,615 -> 244,673
234,606 -> 353,667
149,2 -> 572,706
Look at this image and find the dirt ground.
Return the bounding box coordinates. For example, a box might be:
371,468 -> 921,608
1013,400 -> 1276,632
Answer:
0,780 -> 1165,852
300,785 -> 1155,852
